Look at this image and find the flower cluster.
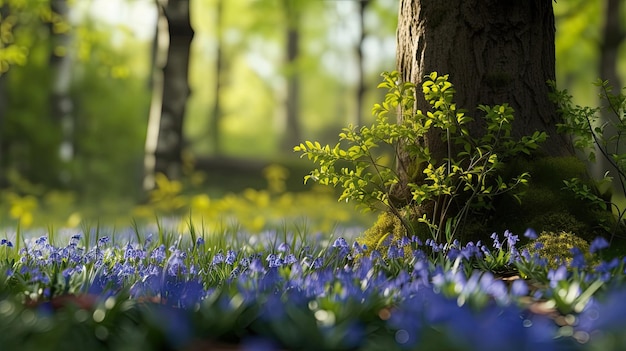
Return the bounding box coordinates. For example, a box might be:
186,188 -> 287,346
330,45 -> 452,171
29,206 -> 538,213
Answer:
0,228 -> 624,350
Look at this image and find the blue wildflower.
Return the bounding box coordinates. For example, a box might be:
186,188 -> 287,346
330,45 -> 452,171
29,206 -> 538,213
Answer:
510,279 -> 529,296
490,233 -> 502,250
590,237 -> 610,254
312,257 -> 324,269
523,228 -> 538,240
332,237 -> 348,248
195,236 -> 205,246
250,258 -> 265,273
547,266 -> 568,288
225,250 -> 237,265
284,253 -> 297,265
570,247 -> 587,269
212,252 -> 225,265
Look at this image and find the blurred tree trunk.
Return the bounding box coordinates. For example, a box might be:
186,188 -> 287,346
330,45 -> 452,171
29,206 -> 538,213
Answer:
354,0 -> 370,127
0,4 -> 7,187
594,0 -> 624,185
396,0 -> 576,239
209,0 -> 223,155
281,0 -> 301,151
144,0 -> 194,191
49,0 -> 73,185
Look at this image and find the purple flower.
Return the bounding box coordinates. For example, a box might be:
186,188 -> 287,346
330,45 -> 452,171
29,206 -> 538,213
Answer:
212,252 -> 225,265
523,228 -> 537,240
277,242 -> 290,252
225,250 -> 237,265
503,230 -> 519,250
548,266 -> 568,288
284,254 -> 297,265
570,247 -> 586,269
590,237 -> 610,254
195,236 -> 205,246
151,245 -> 167,263
490,233 -> 502,250
332,237 -> 348,248
510,279 -> 528,296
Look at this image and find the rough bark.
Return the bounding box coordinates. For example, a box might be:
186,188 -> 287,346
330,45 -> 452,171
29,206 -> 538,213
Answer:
396,0 -> 573,162
144,0 -> 194,190
395,0 -> 577,241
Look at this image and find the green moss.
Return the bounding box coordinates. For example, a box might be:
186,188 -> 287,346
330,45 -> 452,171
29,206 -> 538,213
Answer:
358,211 -> 408,257
490,156 -> 608,239
525,231 -> 593,269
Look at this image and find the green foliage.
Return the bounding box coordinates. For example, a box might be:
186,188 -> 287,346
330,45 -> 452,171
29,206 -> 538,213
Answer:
295,71 -> 546,244
526,231 -> 593,270
492,156 -> 606,240
550,79 -> 626,239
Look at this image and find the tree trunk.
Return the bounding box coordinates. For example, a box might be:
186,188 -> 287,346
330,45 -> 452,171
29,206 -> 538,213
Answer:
49,0 -> 73,184
396,0 -> 573,161
209,0 -> 223,155
281,0 -> 301,151
594,0 -> 624,185
354,0 -> 370,127
144,0 -> 194,191
395,0 -> 577,240
0,4 -> 7,188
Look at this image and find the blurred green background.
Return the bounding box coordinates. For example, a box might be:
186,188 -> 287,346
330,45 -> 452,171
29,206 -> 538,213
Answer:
0,0 -> 624,231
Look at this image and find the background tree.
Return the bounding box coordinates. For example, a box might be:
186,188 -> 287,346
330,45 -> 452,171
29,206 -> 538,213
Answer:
594,0 -> 625,186
144,0 -> 194,191
354,0 -> 370,127
281,0 -> 302,151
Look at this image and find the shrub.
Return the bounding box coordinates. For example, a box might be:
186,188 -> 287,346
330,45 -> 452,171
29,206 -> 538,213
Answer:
295,71 -> 545,245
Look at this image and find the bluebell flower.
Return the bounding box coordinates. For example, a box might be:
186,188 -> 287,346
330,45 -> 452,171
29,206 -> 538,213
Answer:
284,253 -> 297,265
523,228 -> 538,240
225,249 -> 237,265
277,242 -> 290,252
151,245 -> 167,263
250,258 -> 265,273
398,236 -> 411,247
35,236 -> 47,246
510,279 -> 529,296
212,252 -> 225,265
490,232 -> 502,250
547,266 -> 568,288
332,237 -> 348,248
268,256 -> 283,268
312,257 -> 324,269
167,250 -> 187,276
503,230 -> 519,250
387,245 -> 403,259
570,247 -> 587,269
411,235 -> 422,246
195,236 -> 205,246
98,236 -> 110,245
352,241 -> 365,254
590,236 -> 610,254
